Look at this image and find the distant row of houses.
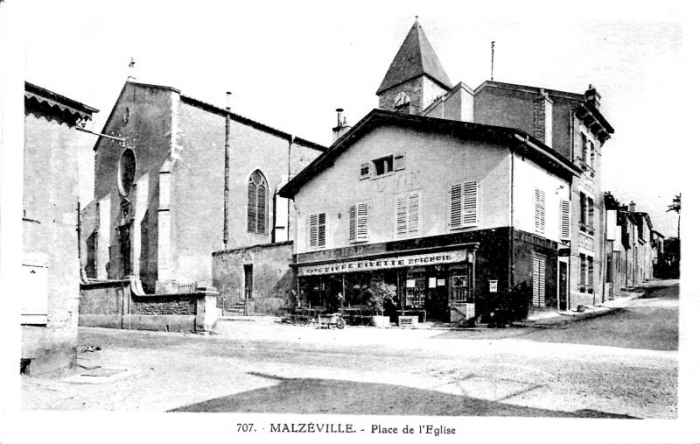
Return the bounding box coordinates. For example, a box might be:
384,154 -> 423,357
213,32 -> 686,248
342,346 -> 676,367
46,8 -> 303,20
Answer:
604,193 -> 678,297
14,21 -> 674,374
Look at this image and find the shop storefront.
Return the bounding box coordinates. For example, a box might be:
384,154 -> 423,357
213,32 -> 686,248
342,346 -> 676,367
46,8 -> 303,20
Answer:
294,247 -> 478,323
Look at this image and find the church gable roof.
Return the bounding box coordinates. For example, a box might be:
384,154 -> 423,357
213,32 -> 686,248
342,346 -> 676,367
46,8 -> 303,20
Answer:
376,21 -> 453,95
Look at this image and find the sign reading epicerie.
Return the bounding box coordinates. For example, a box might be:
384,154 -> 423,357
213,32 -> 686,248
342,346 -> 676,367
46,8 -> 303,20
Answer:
298,250 -> 467,277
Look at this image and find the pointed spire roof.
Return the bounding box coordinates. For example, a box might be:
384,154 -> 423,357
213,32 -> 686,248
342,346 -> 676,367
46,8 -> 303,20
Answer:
376,21 -> 453,95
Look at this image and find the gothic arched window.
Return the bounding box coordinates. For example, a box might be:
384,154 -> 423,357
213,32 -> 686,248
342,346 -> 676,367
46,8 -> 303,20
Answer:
247,170 -> 268,235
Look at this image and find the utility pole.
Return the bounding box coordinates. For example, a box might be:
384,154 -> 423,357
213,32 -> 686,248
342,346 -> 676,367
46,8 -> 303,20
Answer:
491,41 -> 495,81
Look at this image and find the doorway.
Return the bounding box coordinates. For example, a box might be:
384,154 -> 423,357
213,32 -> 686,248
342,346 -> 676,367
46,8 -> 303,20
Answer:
558,260 -> 568,311
425,268 -> 449,322
118,223 -> 132,277
244,264 -> 253,300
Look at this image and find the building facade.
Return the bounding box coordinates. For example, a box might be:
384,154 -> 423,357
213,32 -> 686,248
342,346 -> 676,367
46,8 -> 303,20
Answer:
281,110 -> 577,322
22,82 -> 98,374
604,193 -> 659,294
375,21 -> 614,310
81,80 -> 324,311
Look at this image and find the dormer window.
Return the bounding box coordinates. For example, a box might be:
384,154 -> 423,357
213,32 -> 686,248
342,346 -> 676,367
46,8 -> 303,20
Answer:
365,153 -> 405,179
373,156 -> 394,176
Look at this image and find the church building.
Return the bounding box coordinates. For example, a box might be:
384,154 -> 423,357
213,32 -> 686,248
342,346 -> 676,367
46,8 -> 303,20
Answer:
81,80 -> 324,312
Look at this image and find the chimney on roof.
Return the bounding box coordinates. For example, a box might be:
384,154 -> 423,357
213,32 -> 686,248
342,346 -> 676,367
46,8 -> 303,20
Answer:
585,84 -> 601,109
332,108 -> 351,143
533,89 -> 553,147
629,201 -> 636,213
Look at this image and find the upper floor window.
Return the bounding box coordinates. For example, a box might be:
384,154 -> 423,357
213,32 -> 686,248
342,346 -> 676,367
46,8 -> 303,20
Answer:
396,191 -> 420,239
309,212 -> 327,249
580,132 -> 596,175
534,188 -> 545,234
247,170 -> 268,235
579,193 -> 595,235
450,180 -> 479,229
374,156 -> 393,176
363,153 -> 406,179
349,202 -> 370,243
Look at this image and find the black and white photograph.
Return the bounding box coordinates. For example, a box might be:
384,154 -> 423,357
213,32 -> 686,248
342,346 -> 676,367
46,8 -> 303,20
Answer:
0,0 -> 697,442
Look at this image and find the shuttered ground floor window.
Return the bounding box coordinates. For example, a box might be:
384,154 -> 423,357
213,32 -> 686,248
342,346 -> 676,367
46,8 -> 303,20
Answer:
532,253 -> 546,307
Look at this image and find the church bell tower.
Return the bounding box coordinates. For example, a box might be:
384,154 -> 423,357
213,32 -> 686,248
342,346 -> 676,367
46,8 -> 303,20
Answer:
376,20 -> 452,114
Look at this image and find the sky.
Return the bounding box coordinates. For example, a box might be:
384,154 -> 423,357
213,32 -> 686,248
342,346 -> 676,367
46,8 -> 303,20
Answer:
21,0 -> 690,238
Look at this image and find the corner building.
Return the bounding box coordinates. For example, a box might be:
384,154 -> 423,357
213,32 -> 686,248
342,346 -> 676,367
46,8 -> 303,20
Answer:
380,21 -> 615,310
280,110 -> 578,322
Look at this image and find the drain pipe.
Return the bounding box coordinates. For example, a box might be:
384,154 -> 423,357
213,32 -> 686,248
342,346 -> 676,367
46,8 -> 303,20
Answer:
223,92 -> 231,249
509,149 -> 514,291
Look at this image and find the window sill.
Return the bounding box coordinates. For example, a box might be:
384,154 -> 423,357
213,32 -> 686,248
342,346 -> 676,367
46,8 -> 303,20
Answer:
370,171 -> 397,180
450,224 -> 478,231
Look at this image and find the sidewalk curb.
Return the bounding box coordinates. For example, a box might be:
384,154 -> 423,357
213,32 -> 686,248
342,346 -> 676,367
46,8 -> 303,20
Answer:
513,306 -> 624,329
513,290 -> 646,329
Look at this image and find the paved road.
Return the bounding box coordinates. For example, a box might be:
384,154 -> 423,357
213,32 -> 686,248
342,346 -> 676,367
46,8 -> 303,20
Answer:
21,282 -> 678,418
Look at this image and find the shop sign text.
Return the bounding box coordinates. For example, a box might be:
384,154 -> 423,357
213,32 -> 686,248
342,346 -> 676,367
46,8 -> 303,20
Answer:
298,250 -> 467,276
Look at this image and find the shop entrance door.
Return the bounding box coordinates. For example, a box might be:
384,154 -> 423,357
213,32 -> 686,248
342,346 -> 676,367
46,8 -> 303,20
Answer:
425,270 -> 449,322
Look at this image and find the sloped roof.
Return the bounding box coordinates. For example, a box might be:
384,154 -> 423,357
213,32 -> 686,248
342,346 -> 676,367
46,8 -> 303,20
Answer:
25,81 -> 98,125
94,80 -> 325,152
376,21 -> 452,94
279,109 -> 579,198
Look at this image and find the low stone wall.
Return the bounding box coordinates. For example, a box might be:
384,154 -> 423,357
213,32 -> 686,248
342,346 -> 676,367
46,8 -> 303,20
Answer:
80,277 -> 218,332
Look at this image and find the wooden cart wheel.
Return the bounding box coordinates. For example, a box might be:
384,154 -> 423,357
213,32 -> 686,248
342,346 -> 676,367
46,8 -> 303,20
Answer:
336,318 -> 345,329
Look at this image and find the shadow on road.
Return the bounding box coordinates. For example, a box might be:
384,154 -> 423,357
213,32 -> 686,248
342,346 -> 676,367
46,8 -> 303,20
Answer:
168,372 -> 637,418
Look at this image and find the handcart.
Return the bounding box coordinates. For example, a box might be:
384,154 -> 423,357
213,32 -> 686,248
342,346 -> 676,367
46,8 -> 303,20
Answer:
280,307 -> 315,326
315,312 -> 345,329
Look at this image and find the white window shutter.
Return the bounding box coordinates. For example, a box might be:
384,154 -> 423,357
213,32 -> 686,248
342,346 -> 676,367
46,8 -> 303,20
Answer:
450,184 -> 462,228
356,202 -> 369,242
532,254 -> 545,307
560,199 -> 571,241
349,205 -> 357,242
396,195 -> 408,238
534,188 -> 545,233
309,214 -> 318,248
394,153 -> 406,171
463,180 -> 478,227
408,192 -> 420,235
318,213 -> 326,247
